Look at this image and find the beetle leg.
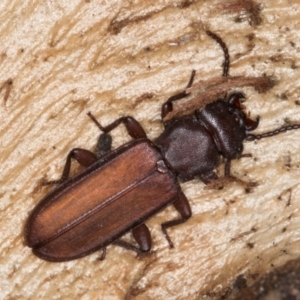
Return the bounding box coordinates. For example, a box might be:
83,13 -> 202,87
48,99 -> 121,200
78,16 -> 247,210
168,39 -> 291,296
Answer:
43,148 -> 97,185
103,116 -> 147,139
112,239 -> 140,253
87,112 -> 147,139
161,70 -> 196,120
98,247 -> 107,261
112,240 -> 146,254
224,159 -> 231,177
161,191 -> 192,248
111,224 -> 152,255
132,223 -> 152,252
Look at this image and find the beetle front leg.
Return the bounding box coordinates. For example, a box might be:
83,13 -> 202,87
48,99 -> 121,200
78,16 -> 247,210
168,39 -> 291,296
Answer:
161,191 -> 192,248
43,148 -> 97,185
161,70 -> 196,120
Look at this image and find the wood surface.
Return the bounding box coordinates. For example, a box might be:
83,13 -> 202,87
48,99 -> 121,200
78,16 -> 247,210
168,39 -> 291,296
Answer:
1,1 -> 300,299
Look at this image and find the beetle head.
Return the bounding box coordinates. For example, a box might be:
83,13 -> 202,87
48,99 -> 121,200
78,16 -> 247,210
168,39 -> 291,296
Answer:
196,92 -> 259,160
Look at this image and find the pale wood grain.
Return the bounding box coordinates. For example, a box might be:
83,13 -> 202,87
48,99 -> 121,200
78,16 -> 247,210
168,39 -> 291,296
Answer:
1,1 -> 300,299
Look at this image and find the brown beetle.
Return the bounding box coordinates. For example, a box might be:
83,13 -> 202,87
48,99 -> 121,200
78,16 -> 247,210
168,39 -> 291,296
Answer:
25,31 -> 300,262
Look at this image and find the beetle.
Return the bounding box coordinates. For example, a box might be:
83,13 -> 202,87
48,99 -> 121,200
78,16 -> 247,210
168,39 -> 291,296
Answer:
25,31 -> 300,262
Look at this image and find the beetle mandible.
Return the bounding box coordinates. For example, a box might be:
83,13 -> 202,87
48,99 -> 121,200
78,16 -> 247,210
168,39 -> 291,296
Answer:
25,31 -> 300,262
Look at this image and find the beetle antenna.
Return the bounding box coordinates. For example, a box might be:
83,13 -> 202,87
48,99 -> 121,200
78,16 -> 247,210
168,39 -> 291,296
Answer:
246,124 -> 300,141
87,111 -> 105,132
206,30 -> 230,77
